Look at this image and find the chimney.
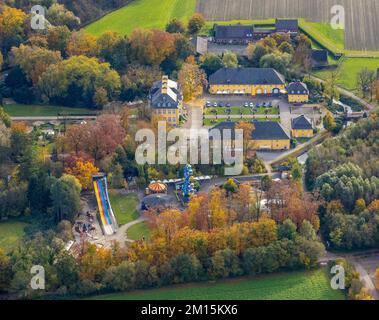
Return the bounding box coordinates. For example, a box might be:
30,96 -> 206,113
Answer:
161,75 -> 168,93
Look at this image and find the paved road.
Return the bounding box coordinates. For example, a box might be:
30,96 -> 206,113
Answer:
318,249 -> 379,300
10,115 -> 98,121
353,260 -> 379,300
109,216 -> 147,244
200,173 -> 281,192
268,130 -> 330,166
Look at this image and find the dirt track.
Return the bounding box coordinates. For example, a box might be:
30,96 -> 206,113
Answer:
196,0 -> 379,51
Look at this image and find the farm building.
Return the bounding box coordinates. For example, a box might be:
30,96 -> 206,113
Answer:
250,121 -> 290,150
287,81 -> 309,103
312,49 -> 329,68
191,36 -> 208,55
149,76 -> 183,127
214,25 -> 255,44
291,115 -> 314,138
275,19 -> 299,35
208,68 -> 286,96
210,121 -> 290,151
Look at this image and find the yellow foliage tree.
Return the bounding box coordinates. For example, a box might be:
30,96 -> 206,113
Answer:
209,189 -> 226,229
65,160 -> 99,190
178,58 -> 207,101
0,7 -> 26,36
251,215 -> 278,247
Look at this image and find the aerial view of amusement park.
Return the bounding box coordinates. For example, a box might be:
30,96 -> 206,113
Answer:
1,0 -> 379,313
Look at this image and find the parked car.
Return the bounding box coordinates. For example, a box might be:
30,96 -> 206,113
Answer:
213,102 -> 218,107
226,103 -> 231,107
244,102 -> 249,107
249,102 -> 254,107
206,101 -> 211,107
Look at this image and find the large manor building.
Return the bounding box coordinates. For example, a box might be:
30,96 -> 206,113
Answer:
149,76 -> 183,127
208,68 -> 286,96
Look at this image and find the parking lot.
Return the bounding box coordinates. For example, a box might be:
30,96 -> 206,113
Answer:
203,94 -> 282,108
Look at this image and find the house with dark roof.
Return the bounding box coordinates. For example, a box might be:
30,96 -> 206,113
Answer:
275,19 -> 299,35
149,76 -> 182,127
250,121 -> 290,150
209,67 -> 286,96
214,25 -> 255,44
191,36 -> 208,55
210,121 -> 290,151
312,49 -> 329,68
291,115 -> 314,138
287,81 -> 309,104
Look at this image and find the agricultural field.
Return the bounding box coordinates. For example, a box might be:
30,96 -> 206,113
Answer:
2,104 -> 96,117
0,221 -> 28,252
109,192 -> 140,225
91,268 -> 346,300
126,221 -> 151,241
85,0 -> 197,36
197,0 -> 379,51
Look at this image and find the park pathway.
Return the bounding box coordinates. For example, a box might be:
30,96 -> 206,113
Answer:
108,216 -> 147,244
310,75 -> 376,111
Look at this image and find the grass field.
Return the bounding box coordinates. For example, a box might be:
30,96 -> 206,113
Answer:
85,0 -> 197,36
299,19 -> 379,58
109,192 -> 140,225
91,268 -> 345,300
314,57 -> 379,91
3,104 -> 96,117
0,221 -> 28,252
127,221 -> 151,241
299,19 -> 344,54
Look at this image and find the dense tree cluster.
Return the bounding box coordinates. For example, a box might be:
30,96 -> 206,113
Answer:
306,112 -> 379,250
0,3 -> 198,107
0,184 -> 325,298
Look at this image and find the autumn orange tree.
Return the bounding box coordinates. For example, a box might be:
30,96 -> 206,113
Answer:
61,114 -> 125,163
130,29 -> 175,66
66,31 -> 98,57
65,159 -> 99,190
266,180 -> 320,229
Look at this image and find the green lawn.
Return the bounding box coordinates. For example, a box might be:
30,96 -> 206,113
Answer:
0,221 -> 28,252
109,192 -> 140,225
127,221 -> 151,241
91,268 -> 345,300
314,57 -> 379,91
85,0 -> 197,36
3,104 -> 96,117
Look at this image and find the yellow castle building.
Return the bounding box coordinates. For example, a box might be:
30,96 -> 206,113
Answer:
291,115 -> 314,138
287,81 -> 309,104
212,121 -> 290,151
208,68 -> 286,96
149,76 -> 182,127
